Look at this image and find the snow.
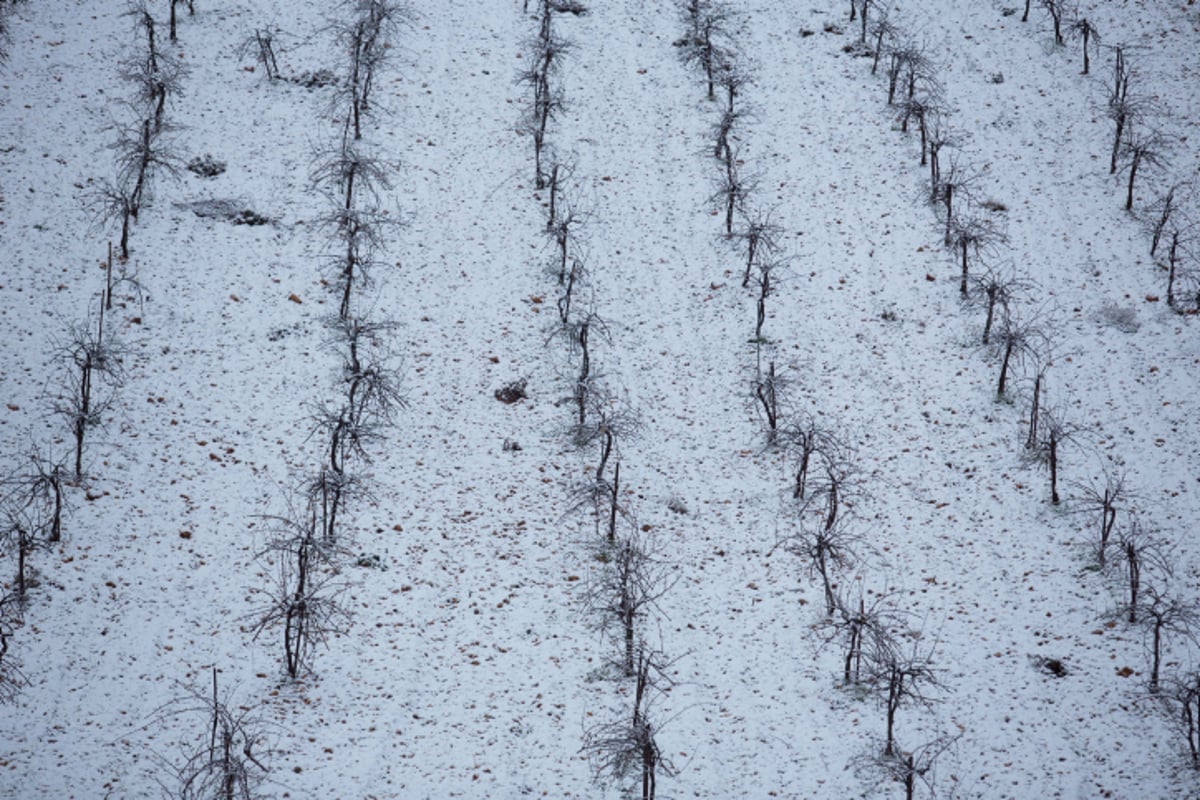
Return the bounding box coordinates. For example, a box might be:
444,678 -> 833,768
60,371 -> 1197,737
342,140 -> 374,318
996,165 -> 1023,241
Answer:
1,0 -> 1199,798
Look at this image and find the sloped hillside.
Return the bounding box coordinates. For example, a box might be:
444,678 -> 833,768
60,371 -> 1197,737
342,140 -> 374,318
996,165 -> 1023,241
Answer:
1,1 -> 1199,798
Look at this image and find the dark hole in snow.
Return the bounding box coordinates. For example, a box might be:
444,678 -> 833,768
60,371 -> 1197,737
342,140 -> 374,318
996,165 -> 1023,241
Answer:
187,154 -> 226,178
549,0 -> 587,14
495,378 -> 528,404
1031,655 -> 1068,678
232,209 -> 271,226
289,69 -> 338,89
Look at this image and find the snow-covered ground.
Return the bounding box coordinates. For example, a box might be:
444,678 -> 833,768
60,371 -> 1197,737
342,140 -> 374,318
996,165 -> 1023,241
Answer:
1,1 -> 1199,798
